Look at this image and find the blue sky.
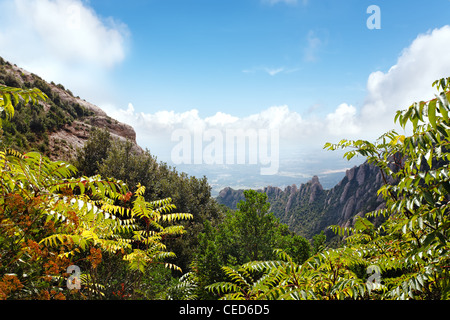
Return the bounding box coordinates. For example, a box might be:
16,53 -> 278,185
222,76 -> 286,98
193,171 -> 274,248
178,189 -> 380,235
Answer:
1,0 -> 450,191
89,0 -> 450,116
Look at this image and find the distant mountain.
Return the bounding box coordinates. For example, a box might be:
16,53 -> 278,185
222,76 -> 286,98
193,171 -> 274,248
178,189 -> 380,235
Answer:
0,56 -> 386,243
217,161 -> 387,240
0,57 -> 226,272
0,56 -> 141,161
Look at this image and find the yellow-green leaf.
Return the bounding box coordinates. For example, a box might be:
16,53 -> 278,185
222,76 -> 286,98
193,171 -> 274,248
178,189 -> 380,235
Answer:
428,99 -> 437,129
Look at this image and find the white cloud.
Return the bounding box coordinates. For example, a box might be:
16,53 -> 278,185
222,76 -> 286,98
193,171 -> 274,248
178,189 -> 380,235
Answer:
242,66 -> 299,76
205,112 -> 239,126
265,67 -> 285,76
102,101 -> 363,178
321,168 -> 351,175
360,25 -> 450,136
304,30 -> 325,62
261,0 -> 299,5
326,103 -> 360,136
0,0 -> 129,100
107,25 -> 450,167
103,101 -> 358,161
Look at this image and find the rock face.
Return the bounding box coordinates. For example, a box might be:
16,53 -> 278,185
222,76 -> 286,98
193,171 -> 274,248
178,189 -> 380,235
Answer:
48,110 -> 140,161
0,59 -> 142,160
217,187 -> 246,209
44,82 -> 141,160
217,162 -> 386,239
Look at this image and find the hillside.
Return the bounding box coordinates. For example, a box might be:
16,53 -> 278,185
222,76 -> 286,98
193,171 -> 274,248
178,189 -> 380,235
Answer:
0,56 -> 140,161
0,57 -> 226,273
0,55 -> 387,244
2,59 -> 450,301
217,161 -> 387,240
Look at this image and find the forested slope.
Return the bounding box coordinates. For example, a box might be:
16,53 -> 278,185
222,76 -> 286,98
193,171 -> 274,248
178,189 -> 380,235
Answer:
217,161 -> 386,240
2,56 -> 450,300
0,57 -> 224,276
0,56 -> 138,160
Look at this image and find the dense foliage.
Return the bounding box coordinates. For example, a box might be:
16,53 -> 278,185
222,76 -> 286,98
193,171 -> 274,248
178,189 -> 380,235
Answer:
0,86 -> 192,299
0,58 -> 94,156
191,190 -> 311,299
206,78 -> 450,300
74,129 -> 224,273
2,68 -> 449,300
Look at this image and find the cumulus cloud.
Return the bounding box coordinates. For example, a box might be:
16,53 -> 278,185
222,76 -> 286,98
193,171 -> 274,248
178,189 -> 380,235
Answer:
360,25 -> 450,136
103,101 -> 358,161
205,112 -> 239,127
105,25 -> 450,169
102,101 -> 362,178
326,103 -> 360,136
0,0 -> 129,99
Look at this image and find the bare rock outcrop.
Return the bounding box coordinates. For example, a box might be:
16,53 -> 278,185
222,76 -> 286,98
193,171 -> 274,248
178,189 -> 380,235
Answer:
2,60 -> 142,161
217,161 -> 386,239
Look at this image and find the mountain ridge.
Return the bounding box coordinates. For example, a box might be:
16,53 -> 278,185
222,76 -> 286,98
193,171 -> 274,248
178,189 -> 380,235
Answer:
217,161 -> 387,240
2,56 -> 386,242
0,56 -> 141,161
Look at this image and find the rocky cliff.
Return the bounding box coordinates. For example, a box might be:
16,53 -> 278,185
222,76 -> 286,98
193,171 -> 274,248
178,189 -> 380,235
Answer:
0,57 -> 141,160
217,187 -> 247,209
47,95 -> 140,160
217,161 -> 386,240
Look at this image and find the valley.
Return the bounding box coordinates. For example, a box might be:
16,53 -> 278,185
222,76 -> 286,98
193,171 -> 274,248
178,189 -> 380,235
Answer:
217,160 -> 386,240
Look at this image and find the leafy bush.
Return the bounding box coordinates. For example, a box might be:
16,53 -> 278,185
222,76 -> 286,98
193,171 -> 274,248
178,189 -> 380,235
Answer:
206,77 -> 450,300
75,130 -> 225,272
0,86 -> 192,300
193,190 -> 311,299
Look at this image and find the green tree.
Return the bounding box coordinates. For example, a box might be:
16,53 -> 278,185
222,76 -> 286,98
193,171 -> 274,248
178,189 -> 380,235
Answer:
75,130 -> 224,272
0,85 -> 47,130
191,220 -> 226,299
232,190 -> 277,261
324,77 -> 450,299
208,248 -> 365,300
192,190 -> 310,299
0,150 -> 192,299
0,86 -> 193,299
98,139 -> 157,193
209,77 -> 450,300
74,128 -> 112,177
312,231 -> 326,254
